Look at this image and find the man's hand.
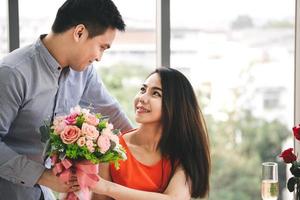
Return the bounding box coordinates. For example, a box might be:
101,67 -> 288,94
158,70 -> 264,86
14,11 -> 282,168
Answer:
37,169 -> 73,193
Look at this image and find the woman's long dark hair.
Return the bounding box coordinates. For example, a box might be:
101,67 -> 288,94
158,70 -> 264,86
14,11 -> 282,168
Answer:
150,67 -> 211,198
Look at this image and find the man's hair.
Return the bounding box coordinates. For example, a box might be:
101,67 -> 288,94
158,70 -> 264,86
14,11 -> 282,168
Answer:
51,0 -> 125,38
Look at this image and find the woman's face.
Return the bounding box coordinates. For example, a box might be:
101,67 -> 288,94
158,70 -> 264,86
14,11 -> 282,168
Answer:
134,73 -> 163,125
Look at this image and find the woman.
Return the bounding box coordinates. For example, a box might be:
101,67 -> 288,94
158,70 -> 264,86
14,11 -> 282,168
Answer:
92,67 -> 210,200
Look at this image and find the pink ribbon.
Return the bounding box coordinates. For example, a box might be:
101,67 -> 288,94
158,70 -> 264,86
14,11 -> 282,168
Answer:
51,155 -> 100,200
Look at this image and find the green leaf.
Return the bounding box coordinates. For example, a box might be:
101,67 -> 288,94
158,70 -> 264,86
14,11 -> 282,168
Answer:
47,133 -> 65,155
95,113 -> 102,119
97,120 -> 108,131
112,129 -> 121,135
65,144 -> 80,159
287,177 -> 297,192
76,114 -> 85,128
113,160 -> 120,170
291,165 -> 300,177
39,124 -> 50,143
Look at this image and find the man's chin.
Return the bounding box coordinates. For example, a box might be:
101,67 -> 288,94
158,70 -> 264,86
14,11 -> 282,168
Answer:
70,64 -> 90,72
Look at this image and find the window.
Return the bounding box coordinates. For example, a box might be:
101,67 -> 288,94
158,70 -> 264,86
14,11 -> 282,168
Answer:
94,0 -> 156,124
19,0 -> 64,47
263,88 -> 283,109
171,0 -> 294,199
3,0 -> 298,199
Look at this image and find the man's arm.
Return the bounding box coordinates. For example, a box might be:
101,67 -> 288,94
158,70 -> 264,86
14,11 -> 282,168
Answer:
80,66 -> 133,131
0,66 -> 46,187
0,67 -> 71,192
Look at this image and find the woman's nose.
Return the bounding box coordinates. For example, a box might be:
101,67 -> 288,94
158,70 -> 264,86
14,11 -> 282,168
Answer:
139,93 -> 149,103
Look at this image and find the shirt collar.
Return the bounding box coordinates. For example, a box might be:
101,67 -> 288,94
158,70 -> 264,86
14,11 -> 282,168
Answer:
35,34 -> 63,76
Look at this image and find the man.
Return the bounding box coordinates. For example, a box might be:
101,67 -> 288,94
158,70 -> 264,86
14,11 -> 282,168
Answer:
0,0 -> 132,199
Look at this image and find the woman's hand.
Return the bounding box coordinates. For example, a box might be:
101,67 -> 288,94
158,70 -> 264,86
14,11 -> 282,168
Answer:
90,177 -> 108,195
91,163 -> 113,200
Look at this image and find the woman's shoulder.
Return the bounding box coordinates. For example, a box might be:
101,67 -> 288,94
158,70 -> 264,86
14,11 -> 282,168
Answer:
120,128 -> 138,142
117,129 -> 137,151
121,128 -> 137,136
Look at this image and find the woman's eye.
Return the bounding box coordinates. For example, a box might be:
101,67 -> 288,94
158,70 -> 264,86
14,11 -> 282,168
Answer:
140,87 -> 146,93
153,91 -> 161,97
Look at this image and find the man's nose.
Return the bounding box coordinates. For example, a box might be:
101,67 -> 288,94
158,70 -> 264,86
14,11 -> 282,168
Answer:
96,52 -> 104,62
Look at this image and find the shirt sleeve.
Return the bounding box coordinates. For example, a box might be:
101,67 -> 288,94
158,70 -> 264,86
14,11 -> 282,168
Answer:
80,66 -> 133,132
0,66 -> 45,187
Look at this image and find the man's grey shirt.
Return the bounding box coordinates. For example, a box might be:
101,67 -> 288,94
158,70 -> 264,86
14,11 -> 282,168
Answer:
0,35 -> 132,200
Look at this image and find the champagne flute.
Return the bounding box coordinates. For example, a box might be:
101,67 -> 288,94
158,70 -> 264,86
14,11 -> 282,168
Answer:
261,162 -> 279,200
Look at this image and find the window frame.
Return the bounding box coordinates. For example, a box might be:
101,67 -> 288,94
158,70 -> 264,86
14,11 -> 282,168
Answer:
156,0 -> 170,67
6,0 -> 300,186
295,0 -> 300,155
8,0 -> 19,52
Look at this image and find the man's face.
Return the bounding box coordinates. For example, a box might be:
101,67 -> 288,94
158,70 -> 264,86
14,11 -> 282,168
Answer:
70,27 -> 116,71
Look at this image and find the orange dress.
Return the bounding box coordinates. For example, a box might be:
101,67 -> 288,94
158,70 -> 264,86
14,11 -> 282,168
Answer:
110,134 -> 172,192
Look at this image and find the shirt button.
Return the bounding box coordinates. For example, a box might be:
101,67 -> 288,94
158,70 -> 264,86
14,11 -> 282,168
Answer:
20,181 -> 25,184
57,67 -> 61,70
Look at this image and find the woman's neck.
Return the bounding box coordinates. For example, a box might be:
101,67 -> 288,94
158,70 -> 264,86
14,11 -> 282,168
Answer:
132,124 -> 162,152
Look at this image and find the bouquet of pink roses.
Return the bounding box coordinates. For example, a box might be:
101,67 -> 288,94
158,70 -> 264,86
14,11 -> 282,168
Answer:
44,105 -> 126,200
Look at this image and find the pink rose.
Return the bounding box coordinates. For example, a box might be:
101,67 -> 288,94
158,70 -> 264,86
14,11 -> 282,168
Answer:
109,134 -> 119,145
70,105 -> 81,115
54,122 -> 67,135
53,116 -> 66,126
97,135 -> 111,154
60,126 -> 81,144
77,137 -> 86,147
84,113 -> 100,126
101,127 -> 113,136
102,127 -> 119,145
107,123 -> 114,129
86,140 -> 95,153
81,123 -> 99,140
87,146 -> 95,153
52,116 -> 67,135
65,114 -> 78,125
81,108 -> 90,115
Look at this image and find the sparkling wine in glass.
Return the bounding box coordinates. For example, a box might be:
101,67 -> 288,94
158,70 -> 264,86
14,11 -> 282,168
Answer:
261,162 -> 279,200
